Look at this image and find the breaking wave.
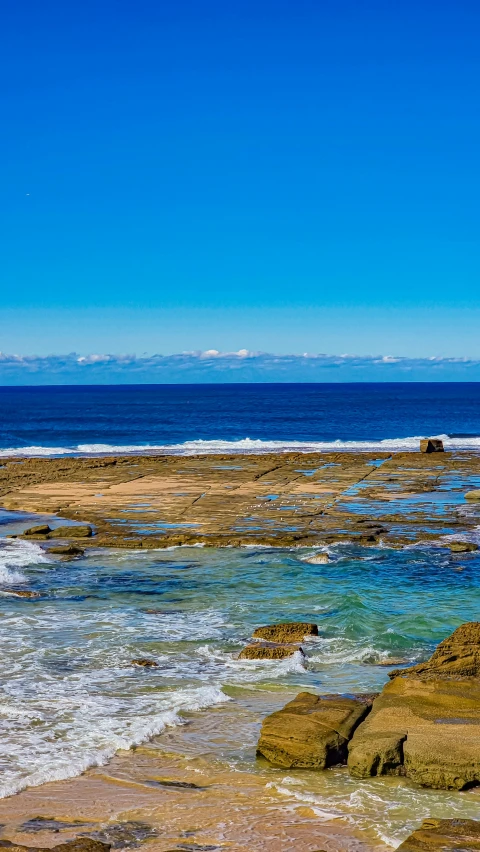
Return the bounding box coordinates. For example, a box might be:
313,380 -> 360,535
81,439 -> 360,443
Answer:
1,433 -> 480,457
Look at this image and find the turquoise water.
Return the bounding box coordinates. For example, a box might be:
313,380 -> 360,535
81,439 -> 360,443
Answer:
1,510 -> 480,845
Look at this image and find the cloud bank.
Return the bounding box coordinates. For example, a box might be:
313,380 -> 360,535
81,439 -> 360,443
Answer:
1,351 -> 480,384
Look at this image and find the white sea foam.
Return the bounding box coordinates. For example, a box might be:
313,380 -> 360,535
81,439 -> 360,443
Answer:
1,433 -> 480,457
0,684 -> 229,799
267,770 -> 480,848
0,539 -> 52,584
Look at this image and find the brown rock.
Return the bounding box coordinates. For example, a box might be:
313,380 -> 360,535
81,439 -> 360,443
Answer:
23,524 -> 51,536
420,438 -> 444,453
48,544 -> 85,556
449,541 -> 478,553
348,676 -> 480,789
131,658 -> 158,667
389,622 -> 480,680
5,590 -> 40,599
252,622 -> 318,642
257,691 -> 371,769
397,818 -> 480,850
48,525 -> 93,539
465,490 -> 480,501
303,553 -> 330,564
0,840 -> 110,852
239,642 -> 304,660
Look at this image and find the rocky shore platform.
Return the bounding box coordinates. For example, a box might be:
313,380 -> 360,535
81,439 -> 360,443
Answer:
2,449 -> 480,549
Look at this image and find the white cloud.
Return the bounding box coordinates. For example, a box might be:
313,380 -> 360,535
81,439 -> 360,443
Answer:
1,351 -> 480,384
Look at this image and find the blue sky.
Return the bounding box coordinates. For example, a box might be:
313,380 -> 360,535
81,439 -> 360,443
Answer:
1,0 -> 480,368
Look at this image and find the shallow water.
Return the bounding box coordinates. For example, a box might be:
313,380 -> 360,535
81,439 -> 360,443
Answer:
0,513 -> 480,845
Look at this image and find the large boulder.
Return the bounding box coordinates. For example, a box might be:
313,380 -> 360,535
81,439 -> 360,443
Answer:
252,622 -> 318,642
257,692 -> 371,769
397,818 -> 480,850
348,676 -> 480,789
23,524 -> 51,536
420,438 -> 444,453
389,622 -> 480,680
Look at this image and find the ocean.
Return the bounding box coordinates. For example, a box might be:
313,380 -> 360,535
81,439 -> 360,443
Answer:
0,383 -> 480,848
1,382 -> 480,455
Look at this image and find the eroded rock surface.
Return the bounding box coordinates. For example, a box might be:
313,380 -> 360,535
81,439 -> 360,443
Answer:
397,818 -> 480,850
0,840 -> 110,852
420,439 -> 444,453
257,692 -> 371,769
252,622 -> 318,642
239,643 -> 304,660
1,450 -> 480,548
389,622 -> 480,680
348,671 -> 480,789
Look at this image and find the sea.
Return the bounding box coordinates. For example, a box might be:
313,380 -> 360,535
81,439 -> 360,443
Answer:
1,383 -> 480,848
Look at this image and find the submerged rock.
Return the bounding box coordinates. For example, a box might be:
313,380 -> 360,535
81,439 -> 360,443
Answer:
19,818 -> 90,833
48,544 -> 85,556
5,590 -> 40,599
397,818 -> 480,850
389,622 -> 480,680
420,438 -> 444,453
302,553 -> 330,564
130,658 -> 158,667
0,840 -> 110,852
23,524 -> 52,536
449,541 -> 478,553
84,821 -> 158,848
239,642 -> 304,660
252,622 -> 318,642
48,525 -> 93,539
257,691 -> 371,769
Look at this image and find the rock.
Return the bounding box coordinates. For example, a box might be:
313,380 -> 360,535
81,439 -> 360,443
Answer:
420,438 -> 444,453
257,692 -> 371,769
5,590 -> 40,599
48,544 -> 85,556
348,675 -> 480,789
252,622 -> 318,642
84,821 -> 157,847
449,541 -> 478,553
397,818 -> 480,850
353,534 -> 379,545
465,490 -> 480,501
374,658 -> 410,667
23,524 -> 51,536
0,840 -> 110,852
389,622 -> 480,680
239,642 -> 304,660
303,553 -> 330,564
48,525 -> 93,538
131,658 -> 158,667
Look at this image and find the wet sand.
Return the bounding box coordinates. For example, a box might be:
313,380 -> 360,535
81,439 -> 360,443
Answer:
0,691 -> 387,852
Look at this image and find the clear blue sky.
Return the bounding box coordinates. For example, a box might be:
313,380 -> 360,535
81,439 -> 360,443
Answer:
1,0 -> 479,358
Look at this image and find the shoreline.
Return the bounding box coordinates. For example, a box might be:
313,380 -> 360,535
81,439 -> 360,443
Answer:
1,452 -> 480,850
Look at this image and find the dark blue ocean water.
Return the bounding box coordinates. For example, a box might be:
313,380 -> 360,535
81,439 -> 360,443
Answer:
0,383 -> 480,454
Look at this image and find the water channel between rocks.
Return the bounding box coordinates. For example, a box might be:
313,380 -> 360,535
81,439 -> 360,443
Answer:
1,504 -> 480,850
